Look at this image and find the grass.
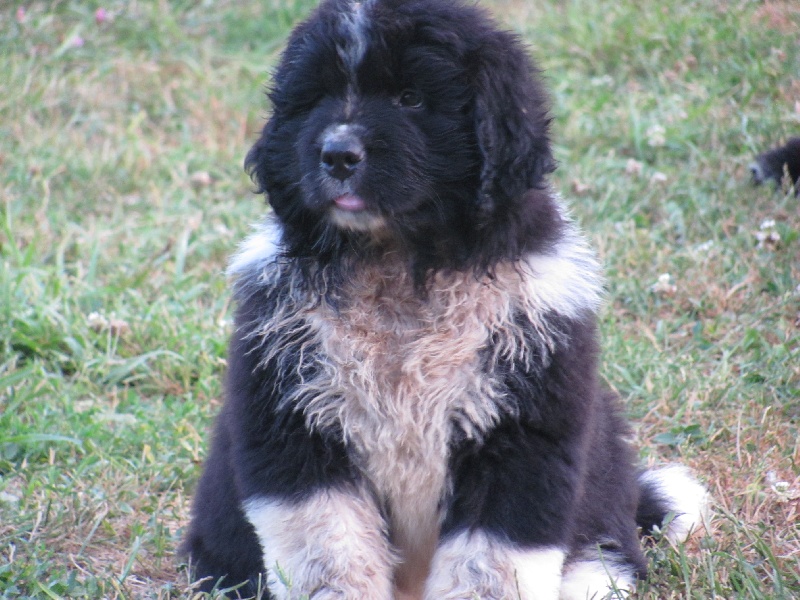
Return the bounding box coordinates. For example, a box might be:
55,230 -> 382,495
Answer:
1,0 -> 798,598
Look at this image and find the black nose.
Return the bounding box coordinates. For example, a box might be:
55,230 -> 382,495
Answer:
321,137 -> 365,181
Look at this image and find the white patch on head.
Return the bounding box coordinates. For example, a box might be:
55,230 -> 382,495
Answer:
337,1 -> 369,82
226,217 -> 283,278
560,555 -> 635,600
243,490 -> 395,599
639,464 -> 710,543
425,531 -> 564,599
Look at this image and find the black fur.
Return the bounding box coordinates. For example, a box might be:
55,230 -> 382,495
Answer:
182,1 -> 690,597
444,315 -> 647,577
750,137 -> 800,195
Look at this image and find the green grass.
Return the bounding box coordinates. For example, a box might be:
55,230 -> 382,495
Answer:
1,0 -> 798,598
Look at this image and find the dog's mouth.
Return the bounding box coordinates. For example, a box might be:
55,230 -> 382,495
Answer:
328,193 -> 388,233
333,193 -> 367,212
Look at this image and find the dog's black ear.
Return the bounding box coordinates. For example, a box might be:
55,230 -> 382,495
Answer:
472,31 -> 555,215
244,133 -> 269,195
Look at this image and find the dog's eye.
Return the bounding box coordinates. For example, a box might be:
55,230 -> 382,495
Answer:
398,89 -> 423,109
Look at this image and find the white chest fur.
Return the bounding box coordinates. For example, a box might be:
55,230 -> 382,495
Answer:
302,267 -> 515,568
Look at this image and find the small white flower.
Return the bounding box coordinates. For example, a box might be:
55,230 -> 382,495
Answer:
625,159 -> 643,176
190,171 -> 213,187
766,471 -> 800,502
650,171 -> 668,185
696,240 -> 714,252
214,223 -> 232,236
760,219 -> 776,230
590,75 -> 614,87
646,124 -> 666,147
86,311 -> 130,335
651,273 -> 677,296
87,312 -> 109,331
755,220 -> 781,250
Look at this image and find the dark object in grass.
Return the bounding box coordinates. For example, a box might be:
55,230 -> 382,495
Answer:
750,137 -> 800,195
181,1 -> 709,598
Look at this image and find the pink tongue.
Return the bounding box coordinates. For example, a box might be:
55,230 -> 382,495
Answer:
334,194 -> 366,211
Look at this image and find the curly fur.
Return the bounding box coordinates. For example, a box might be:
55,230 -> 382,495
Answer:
181,1 -> 707,599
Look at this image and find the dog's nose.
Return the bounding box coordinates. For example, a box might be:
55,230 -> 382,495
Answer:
321,136 -> 365,181
749,162 -> 764,184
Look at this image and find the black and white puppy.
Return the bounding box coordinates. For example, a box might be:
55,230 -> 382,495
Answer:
750,137 -> 800,196
182,1 -> 707,598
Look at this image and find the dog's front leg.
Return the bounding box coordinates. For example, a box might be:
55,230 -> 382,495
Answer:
244,488 -> 395,600
424,419 -> 584,600
424,529 -> 565,600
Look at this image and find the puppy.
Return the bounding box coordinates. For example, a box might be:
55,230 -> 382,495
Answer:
750,137 -> 800,195
182,1 -> 707,598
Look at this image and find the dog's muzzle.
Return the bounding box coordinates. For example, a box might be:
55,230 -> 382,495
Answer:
320,126 -> 365,182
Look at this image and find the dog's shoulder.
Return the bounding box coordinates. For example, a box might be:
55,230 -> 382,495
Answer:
227,217 -> 283,283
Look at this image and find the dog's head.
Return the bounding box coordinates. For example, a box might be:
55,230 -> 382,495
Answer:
245,0 -> 562,286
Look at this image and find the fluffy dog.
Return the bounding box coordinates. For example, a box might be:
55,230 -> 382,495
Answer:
182,1 -> 707,598
750,137 -> 800,196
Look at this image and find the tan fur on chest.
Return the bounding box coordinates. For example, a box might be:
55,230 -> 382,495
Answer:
298,264 -> 521,588
246,230 -> 600,593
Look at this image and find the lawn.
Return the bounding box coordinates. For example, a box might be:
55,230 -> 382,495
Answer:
1,0 -> 798,598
